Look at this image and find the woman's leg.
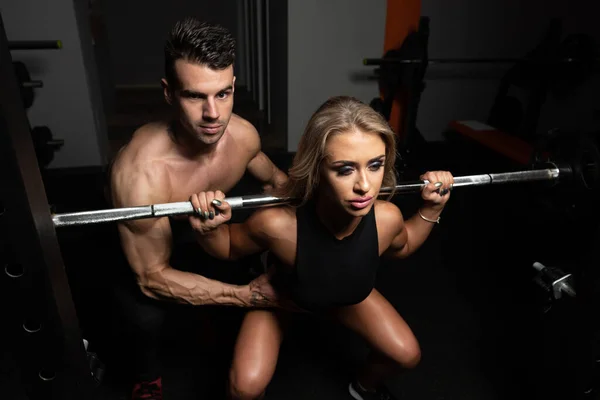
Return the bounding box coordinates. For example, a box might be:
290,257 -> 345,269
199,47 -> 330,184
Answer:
228,310 -> 288,400
332,289 -> 421,391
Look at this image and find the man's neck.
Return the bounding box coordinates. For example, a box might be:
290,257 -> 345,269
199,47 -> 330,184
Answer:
168,120 -> 219,159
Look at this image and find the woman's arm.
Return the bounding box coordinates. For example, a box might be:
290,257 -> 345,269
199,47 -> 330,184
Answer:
189,190 -> 288,260
380,201 -> 444,259
381,170 -> 453,259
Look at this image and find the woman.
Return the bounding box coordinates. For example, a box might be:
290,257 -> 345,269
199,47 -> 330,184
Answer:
189,96 -> 454,400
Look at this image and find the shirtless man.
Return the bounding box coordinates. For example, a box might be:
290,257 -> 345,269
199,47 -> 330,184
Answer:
108,17 -> 287,400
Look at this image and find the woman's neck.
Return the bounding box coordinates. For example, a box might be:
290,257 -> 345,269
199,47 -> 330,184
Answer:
314,195 -> 362,240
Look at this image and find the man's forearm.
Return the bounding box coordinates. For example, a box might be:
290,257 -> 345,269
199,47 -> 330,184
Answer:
261,167 -> 288,193
271,168 -> 288,189
140,266 -> 252,306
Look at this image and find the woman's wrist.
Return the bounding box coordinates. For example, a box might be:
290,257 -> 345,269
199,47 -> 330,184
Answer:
418,202 -> 444,223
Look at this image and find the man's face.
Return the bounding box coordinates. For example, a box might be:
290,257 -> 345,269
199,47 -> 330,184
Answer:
164,59 -> 235,146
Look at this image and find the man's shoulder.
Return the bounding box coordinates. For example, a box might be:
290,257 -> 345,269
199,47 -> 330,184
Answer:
228,113 -> 257,134
130,121 -> 171,147
110,123 -> 174,205
228,114 -> 260,150
114,122 -> 171,167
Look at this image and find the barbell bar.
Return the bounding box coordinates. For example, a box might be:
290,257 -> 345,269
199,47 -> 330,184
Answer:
363,57 -> 587,66
8,40 -> 63,50
51,166 -> 565,228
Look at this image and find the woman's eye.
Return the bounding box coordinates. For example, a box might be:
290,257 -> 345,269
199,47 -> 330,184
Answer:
337,167 -> 353,176
369,162 -> 383,171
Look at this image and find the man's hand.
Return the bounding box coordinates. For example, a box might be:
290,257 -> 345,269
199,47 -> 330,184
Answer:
246,270 -> 305,312
247,272 -> 279,307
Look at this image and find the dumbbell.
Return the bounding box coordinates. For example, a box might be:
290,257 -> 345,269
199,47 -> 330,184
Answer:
532,261 -> 576,300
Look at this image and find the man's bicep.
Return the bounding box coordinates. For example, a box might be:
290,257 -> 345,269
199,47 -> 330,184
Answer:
113,164 -> 174,278
118,217 -> 173,279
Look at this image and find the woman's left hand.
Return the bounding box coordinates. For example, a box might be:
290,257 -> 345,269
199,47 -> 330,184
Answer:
420,170 -> 454,207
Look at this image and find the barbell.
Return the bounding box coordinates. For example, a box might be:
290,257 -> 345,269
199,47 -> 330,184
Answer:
52,165 -> 569,228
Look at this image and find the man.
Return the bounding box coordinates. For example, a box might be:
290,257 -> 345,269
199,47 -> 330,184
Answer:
108,17 -> 287,400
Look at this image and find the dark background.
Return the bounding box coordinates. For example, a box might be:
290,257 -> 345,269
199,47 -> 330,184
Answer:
2,0 -> 600,399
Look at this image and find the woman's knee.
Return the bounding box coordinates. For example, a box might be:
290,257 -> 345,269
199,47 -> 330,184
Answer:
401,340 -> 421,369
229,365 -> 270,400
392,337 -> 421,369
375,334 -> 421,370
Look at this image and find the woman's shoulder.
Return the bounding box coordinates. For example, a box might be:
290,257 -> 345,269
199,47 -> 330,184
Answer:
247,205 -> 297,235
374,199 -> 402,217
374,200 -> 404,233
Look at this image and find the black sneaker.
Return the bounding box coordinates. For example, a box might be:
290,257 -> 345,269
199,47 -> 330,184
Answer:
348,381 -> 396,400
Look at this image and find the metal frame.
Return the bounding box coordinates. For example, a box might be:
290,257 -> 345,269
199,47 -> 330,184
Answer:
0,12 -> 96,400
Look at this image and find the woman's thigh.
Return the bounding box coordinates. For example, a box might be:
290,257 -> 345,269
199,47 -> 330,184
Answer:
229,310 -> 290,396
331,289 -> 421,368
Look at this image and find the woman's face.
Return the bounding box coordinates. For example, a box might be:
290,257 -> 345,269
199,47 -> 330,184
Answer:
319,129 -> 386,217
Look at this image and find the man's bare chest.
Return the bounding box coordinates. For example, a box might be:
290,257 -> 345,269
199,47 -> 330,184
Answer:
168,156 -> 249,202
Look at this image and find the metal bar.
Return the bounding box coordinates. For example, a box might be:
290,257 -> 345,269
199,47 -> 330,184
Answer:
8,40 -> 62,50
52,167 -> 560,228
363,57 -> 577,66
21,80 -> 43,88
0,13 -> 95,399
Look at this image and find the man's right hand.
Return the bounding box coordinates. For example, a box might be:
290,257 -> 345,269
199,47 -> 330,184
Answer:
246,270 -> 305,313
189,190 -> 232,235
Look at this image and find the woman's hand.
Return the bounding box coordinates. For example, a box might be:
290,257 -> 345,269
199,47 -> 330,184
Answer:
419,170 -> 454,208
188,190 -> 232,235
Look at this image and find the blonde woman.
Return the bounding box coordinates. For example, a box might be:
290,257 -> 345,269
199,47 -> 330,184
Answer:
189,96 -> 454,400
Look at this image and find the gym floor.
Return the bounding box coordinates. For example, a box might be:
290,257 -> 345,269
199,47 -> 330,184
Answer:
41,139 -> 594,400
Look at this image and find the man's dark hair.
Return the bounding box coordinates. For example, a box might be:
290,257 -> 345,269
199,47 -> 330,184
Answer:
164,17 -> 235,86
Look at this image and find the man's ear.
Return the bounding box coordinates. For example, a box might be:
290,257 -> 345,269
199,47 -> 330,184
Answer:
161,78 -> 172,105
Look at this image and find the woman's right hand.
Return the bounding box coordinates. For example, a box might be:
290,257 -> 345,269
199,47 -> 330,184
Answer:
188,190 -> 231,235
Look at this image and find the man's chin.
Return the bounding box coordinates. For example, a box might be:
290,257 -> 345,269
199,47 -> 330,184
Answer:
196,130 -> 225,144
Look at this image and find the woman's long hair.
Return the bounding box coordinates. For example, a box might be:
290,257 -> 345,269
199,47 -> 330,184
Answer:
276,96 -> 397,206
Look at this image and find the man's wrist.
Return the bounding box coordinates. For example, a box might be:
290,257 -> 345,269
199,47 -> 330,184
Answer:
232,284 -> 252,307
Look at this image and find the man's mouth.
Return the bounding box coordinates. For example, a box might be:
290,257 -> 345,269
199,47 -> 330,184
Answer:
199,125 -> 222,134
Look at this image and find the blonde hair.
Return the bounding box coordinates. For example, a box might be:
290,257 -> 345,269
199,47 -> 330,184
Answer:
276,96 -> 397,206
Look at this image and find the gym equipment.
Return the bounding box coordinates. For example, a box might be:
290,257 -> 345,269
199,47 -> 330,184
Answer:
31,126 -> 64,168
532,261 -> 576,300
52,165 -> 574,227
13,61 -> 41,109
1,13 -> 95,400
363,56 -> 584,65
368,16 -> 430,164
366,18 -> 599,155
8,40 -> 62,50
